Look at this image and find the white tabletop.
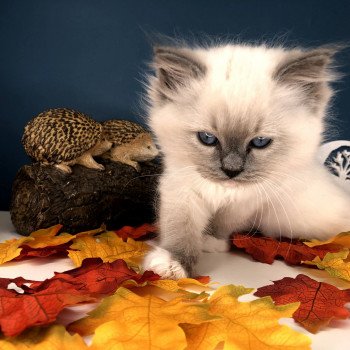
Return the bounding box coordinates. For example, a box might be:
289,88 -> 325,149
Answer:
0,211 -> 349,349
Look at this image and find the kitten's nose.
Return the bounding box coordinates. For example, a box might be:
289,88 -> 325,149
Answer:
221,167 -> 243,178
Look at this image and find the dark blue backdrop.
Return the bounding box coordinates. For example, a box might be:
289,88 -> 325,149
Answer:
1,0 -> 350,210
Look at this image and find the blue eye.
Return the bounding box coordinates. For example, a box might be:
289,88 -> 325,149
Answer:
250,137 -> 272,149
198,132 -> 218,146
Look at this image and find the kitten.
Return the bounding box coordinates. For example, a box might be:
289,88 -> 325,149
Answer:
143,42 -> 350,279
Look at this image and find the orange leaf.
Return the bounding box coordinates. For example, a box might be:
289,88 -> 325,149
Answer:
0,237 -> 33,264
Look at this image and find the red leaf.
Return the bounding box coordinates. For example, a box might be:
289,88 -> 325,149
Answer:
114,224 -> 157,241
231,233 -> 340,265
0,259 -> 160,336
254,274 -> 350,333
0,278 -> 94,337
194,276 -> 210,284
14,242 -> 71,261
30,258 -> 160,296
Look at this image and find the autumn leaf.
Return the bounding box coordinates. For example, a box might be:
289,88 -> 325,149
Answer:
182,284 -> 311,350
68,231 -> 149,267
0,236 -> 33,264
114,223 -> 157,241
303,249 -> 350,282
0,277 -> 94,336
15,242 -> 72,260
0,225 -> 106,263
0,325 -> 88,350
29,258 -> 160,297
22,224 -> 69,248
150,277 -> 211,293
0,258 -> 160,336
304,231 -> 350,249
254,274 -> 350,333
231,233 -> 339,265
68,287 -> 217,350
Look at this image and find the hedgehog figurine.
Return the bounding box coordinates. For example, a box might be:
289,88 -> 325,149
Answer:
102,119 -> 159,171
22,108 -> 112,174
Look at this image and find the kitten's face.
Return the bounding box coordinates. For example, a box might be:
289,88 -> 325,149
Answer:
147,45 -> 336,185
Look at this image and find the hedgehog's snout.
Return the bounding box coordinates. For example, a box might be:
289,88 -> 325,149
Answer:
145,142 -> 159,158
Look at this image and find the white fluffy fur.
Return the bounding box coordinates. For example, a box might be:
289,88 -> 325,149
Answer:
143,43 -> 350,278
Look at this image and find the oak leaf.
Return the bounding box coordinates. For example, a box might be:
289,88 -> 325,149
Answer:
182,284 -> 311,350
254,274 -> 350,333
232,233 -> 339,264
303,249 -> 350,282
68,287 -> 217,350
0,325 -> 87,350
68,231 -> 149,267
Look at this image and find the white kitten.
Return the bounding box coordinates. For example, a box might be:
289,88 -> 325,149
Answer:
143,42 -> 350,278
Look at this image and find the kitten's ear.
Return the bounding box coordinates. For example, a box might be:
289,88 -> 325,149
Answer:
152,46 -> 206,100
274,46 -> 343,110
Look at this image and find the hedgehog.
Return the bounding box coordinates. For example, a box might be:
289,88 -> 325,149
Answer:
101,119 -> 159,171
22,108 -> 112,173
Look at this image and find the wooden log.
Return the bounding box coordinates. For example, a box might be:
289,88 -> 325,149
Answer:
10,159 -> 160,236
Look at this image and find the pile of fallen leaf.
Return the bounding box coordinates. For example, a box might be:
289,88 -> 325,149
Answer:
0,224 -> 349,349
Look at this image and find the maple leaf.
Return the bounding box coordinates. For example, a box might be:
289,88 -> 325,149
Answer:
68,231 -> 149,267
0,278 -> 94,336
0,236 -> 33,264
150,277 -> 211,293
231,233 -> 339,265
68,287 -> 217,350
254,274 -> 350,333
0,259 -> 160,336
304,231 -> 350,249
22,224 -> 69,248
114,223 -> 157,241
0,325 -> 88,350
182,284 -> 311,350
29,258 -> 160,296
14,242 -> 72,260
303,249 -> 350,282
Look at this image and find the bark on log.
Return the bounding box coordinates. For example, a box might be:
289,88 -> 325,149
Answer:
10,159 -> 160,236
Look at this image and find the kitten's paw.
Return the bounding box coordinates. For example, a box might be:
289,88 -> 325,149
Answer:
202,235 -> 230,253
143,246 -> 188,279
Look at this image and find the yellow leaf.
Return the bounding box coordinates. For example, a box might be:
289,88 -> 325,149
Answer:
303,249 -> 350,282
150,277 -> 211,293
182,284 -> 311,350
68,287 -> 217,350
0,325 -> 87,350
0,236 -> 33,264
68,231 -> 149,267
304,231 -> 350,249
24,225 -> 73,249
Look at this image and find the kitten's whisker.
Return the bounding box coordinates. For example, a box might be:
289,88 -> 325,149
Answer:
257,176 -> 295,256
255,178 -> 283,252
259,173 -> 308,242
241,182 -> 260,238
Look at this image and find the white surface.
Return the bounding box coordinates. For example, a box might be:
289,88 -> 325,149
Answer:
0,211 -> 349,349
